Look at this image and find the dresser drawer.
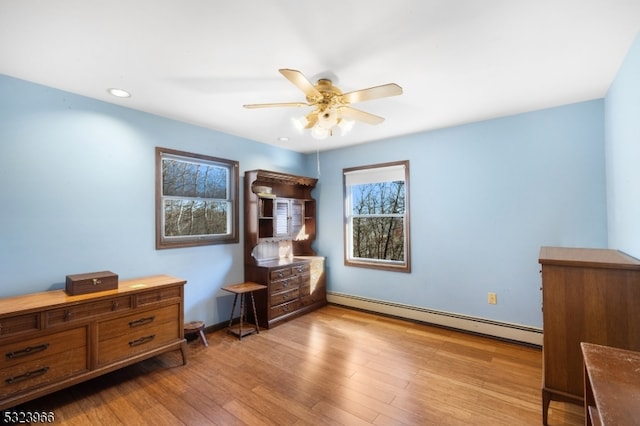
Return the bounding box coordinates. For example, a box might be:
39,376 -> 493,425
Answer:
270,275 -> 300,293
300,284 -> 326,306
0,346 -> 87,398
0,327 -> 87,398
96,304 -> 180,366
1,327 -> 87,369
269,288 -> 299,306
269,267 -> 293,281
46,296 -> 131,327
98,304 -> 178,341
135,286 -> 182,307
0,313 -> 40,338
292,263 -> 310,275
270,299 -> 300,319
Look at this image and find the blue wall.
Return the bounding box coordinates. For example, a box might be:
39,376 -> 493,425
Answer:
605,32 -> 640,259
316,101 -> 607,328
0,75 -> 309,326
0,71 -> 612,331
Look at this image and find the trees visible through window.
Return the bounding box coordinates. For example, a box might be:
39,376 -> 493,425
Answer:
344,161 -> 410,272
156,147 -> 238,249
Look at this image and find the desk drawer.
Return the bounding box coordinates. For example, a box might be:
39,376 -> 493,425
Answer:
96,304 -> 180,366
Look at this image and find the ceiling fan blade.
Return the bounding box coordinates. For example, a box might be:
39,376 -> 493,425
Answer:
340,83 -> 403,104
279,69 -> 322,100
338,106 -> 385,125
304,113 -> 318,129
243,102 -> 310,109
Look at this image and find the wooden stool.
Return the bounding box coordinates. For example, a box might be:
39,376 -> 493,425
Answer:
184,320 -> 208,347
221,282 -> 267,340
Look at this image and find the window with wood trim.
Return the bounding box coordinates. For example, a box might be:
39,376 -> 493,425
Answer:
343,160 -> 411,272
155,147 -> 239,249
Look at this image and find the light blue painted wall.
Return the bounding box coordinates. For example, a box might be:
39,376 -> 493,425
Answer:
315,101 -> 607,328
0,74 -> 309,327
0,72 -> 610,332
605,32 -> 640,259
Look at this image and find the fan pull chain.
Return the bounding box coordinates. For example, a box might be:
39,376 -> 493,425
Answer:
316,142 -> 321,178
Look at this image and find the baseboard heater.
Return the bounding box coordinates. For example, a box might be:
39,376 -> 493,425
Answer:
327,292 -> 542,347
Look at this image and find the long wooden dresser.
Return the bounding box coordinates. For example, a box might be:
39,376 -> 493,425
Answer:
0,275 -> 187,410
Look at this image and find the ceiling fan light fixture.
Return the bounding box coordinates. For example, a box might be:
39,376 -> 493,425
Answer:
338,118 -> 355,136
245,68 -> 402,142
310,125 -> 330,140
291,115 -> 308,132
317,108 -> 338,129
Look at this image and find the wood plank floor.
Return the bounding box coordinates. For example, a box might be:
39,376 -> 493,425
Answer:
14,305 -> 583,425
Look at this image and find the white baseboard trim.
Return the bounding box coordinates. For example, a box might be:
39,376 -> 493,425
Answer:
327,292 -> 542,346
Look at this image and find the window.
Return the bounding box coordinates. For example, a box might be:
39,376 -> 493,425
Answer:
343,160 -> 410,272
155,147 -> 239,249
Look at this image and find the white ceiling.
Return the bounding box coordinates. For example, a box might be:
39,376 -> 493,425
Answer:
1,1 -> 639,153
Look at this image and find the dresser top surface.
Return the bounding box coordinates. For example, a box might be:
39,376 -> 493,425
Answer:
582,342 -> 640,425
539,246 -> 640,270
254,257 -> 312,269
0,275 -> 186,316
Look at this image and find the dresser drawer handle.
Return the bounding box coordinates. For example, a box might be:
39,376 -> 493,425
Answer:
129,334 -> 155,347
277,271 -> 285,278
6,366 -> 49,384
129,316 -> 155,327
6,343 -> 50,359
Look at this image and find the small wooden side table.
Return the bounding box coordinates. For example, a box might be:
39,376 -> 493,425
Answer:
221,282 -> 267,340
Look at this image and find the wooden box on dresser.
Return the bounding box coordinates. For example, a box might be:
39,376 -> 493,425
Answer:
539,247 -> 640,425
244,170 -> 326,329
0,275 -> 187,410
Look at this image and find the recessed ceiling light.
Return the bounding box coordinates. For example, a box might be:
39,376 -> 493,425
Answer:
278,137 -> 289,142
107,88 -> 131,98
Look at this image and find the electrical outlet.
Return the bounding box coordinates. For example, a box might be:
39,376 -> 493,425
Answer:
488,292 -> 497,305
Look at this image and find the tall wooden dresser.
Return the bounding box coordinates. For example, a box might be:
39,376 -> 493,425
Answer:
0,275 -> 186,410
539,247 -> 640,425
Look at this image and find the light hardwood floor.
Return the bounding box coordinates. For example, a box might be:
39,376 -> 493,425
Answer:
15,305 -> 583,425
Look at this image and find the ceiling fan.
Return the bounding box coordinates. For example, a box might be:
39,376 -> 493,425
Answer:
243,69 -> 403,139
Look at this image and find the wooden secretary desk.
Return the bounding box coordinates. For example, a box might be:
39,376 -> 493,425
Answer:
243,170 -> 326,329
539,246 -> 640,425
